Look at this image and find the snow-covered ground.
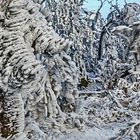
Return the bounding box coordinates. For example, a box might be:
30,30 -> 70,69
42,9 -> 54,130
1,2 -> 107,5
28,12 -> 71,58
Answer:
55,123 -> 126,140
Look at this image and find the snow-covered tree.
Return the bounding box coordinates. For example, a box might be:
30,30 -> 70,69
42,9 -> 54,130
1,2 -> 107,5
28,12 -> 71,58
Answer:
0,0 -> 140,139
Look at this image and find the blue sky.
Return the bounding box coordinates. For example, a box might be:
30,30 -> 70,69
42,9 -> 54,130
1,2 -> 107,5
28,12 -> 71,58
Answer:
83,0 -> 140,18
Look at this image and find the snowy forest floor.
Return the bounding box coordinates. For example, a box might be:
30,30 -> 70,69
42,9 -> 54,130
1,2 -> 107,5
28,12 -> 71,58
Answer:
55,122 -> 126,140
48,68 -> 140,140
49,87 -> 140,140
